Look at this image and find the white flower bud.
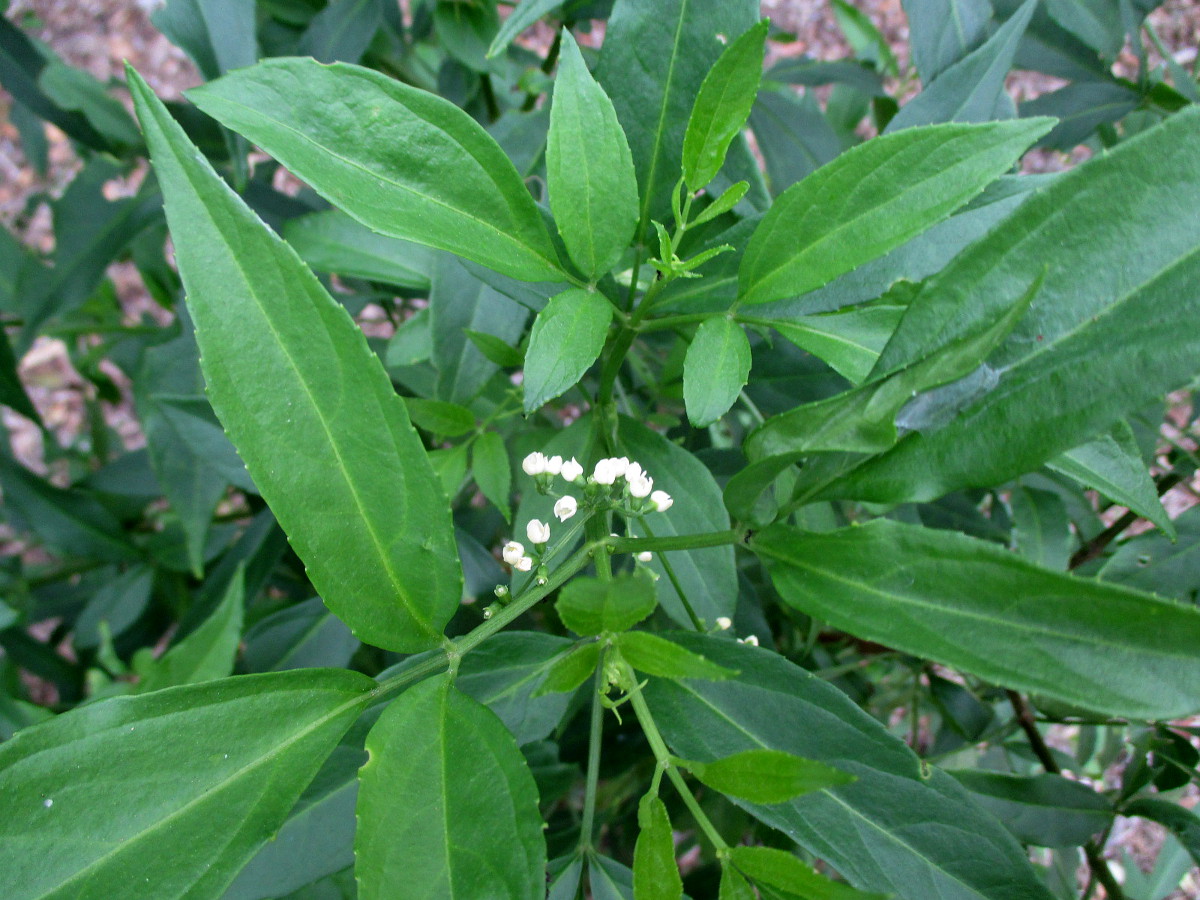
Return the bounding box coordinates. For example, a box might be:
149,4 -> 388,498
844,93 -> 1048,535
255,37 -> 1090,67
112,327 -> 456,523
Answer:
560,457 -> 584,482
716,616 -> 732,630
545,455 -> 564,475
650,490 -> 673,512
628,473 -> 653,498
593,458 -> 620,485
553,495 -> 578,522
636,551 -> 653,562
522,452 -> 547,476
612,457 -> 630,478
738,634 -> 759,647
526,518 -> 551,544
515,556 -> 533,572
501,540 -> 525,566
625,462 -> 645,482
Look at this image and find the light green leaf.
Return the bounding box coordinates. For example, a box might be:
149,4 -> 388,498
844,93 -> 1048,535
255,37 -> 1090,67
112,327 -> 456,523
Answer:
752,519 -> 1200,719
356,673 -> 545,899
615,631 -> 734,681
684,317 -> 752,427
403,397 -> 476,436
187,58 -> 564,282
535,640 -> 602,696
524,287 -> 612,413
646,635 -> 1055,900
284,209 -> 434,291
832,0 -> 899,76
556,569 -> 658,637
472,431 -> 512,522
730,846 -> 885,900
130,67 -> 462,652
738,118 -> 1052,306
689,749 -> 855,805
136,566 -> 243,692
0,669 -> 374,900
547,31 -> 639,280
719,866 -> 757,900
682,20 -> 769,190
1048,421 -> 1174,538
949,771 -> 1113,848
768,303 -> 905,385
633,795 -> 682,900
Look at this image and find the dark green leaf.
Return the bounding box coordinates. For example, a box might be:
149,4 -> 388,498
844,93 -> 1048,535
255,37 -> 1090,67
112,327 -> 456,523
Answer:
748,89 -> 842,196
752,519 -> 1200,719
720,866 -> 757,900
1044,0 -> 1124,58
633,795 -> 682,900
765,56 -> 885,95
615,631 -> 734,681
547,31 -> 639,280
1020,80 -> 1142,151
730,846 -> 884,900
738,118 -> 1051,305
356,673 -> 546,899
902,0 -> 994,83
0,669 -> 373,900
74,565 -> 155,648
38,61 -> 140,150
0,327 -> 40,423
298,0 -> 381,64
188,58 -> 565,281
284,209 -> 434,290
768,304 -> 905,385
524,287 -> 612,413
1009,485 -> 1072,570
682,20 -> 768,190
472,431 -> 513,522
1123,798 -> 1200,868
456,632 -> 575,743
590,853 -> 636,900
242,596 -> 359,672
556,569 -> 658,636
1100,506 -> 1200,602
684,317 -> 752,427
690,749 -> 854,804
647,635 -> 1054,900
949,771 -> 1113,848
435,0 -> 502,74
152,0 -> 257,80
131,67 -> 462,652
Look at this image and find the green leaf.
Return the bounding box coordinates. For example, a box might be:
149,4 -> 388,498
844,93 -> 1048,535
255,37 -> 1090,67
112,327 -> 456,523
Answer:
769,303 -> 905,385
1048,421 -> 1173,538
0,327 -> 40,424
719,866 -> 757,900
902,0 -> 994,83
1008,485 -> 1072,570
1044,0 -> 1125,58
556,569 -> 658,637
590,853 -> 636,900
298,0 -> 381,65
242,596 -> 359,673
752,519 -> 1200,719
1020,80 -> 1142,151
547,31 -> 639,280
0,669 -> 373,900
646,634 -> 1055,900
832,0 -> 900,76
403,397 -> 476,436
684,317 -> 752,427
38,61 -> 141,150
136,566 -> 244,692
74,565 -> 155,648
1123,798 -> 1200,868
435,0 -> 502,74
152,0 -> 257,81
749,89 -> 843,196
472,431 -> 513,522
886,0 -> 1036,131
524,287 -> 612,413
691,181 -> 750,227
615,631 -> 734,681
690,749 -> 855,805
682,20 -> 769,190
130,67 -> 462,653
730,846 -> 884,900
633,795 -> 682,900
188,58 -> 564,282
284,209 -> 434,291
487,0 -> 562,58
596,0 -> 758,232
535,640 -> 602,696
619,417 -> 738,628
738,118 -> 1052,305
1099,505 -> 1200,602
949,771 -> 1113,848
356,673 -> 545,899
465,329 -> 524,368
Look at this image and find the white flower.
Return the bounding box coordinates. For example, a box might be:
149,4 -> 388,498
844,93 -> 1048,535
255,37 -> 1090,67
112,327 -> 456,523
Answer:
593,458 -> 620,485
545,455 -> 564,476
522,452 -> 547,476
716,616 -> 732,630
625,461 -> 645,482
515,556 -> 533,572
628,473 -> 653,498
612,457 -> 630,478
560,457 -> 584,482
636,551 -> 653,562
553,495 -> 578,522
526,519 -> 551,544
738,634 -> 759,647
501,540 -> 525,566
650,490 -> 673,512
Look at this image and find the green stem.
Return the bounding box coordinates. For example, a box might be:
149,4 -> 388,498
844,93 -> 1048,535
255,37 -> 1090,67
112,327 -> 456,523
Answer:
578,645 -> 607,852
607,529 -> 743,554
634,312 -> 717,333
639,519 -> 703,631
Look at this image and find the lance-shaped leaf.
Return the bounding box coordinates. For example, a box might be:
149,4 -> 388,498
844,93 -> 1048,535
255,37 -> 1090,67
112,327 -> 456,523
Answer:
737,118 -> 1052,306
615,631 -> 735,681
752,520 -> 1200,720
729,846 -> 885,899
524,286 -> 612,412
902,0 -> 994,83
688,749 -> 855,805
682,20 -> 769,190
187,58 -> 564,282
633,795 -> 682,900
949,771 -> 1113,848
647,635 -> 1055,900
547,31 -> 638,280
684,317 -> 752,427
0,669 -> 374,900
130,68 -> 462,652
356,673 -> 546,899
768,303 -> 905,385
